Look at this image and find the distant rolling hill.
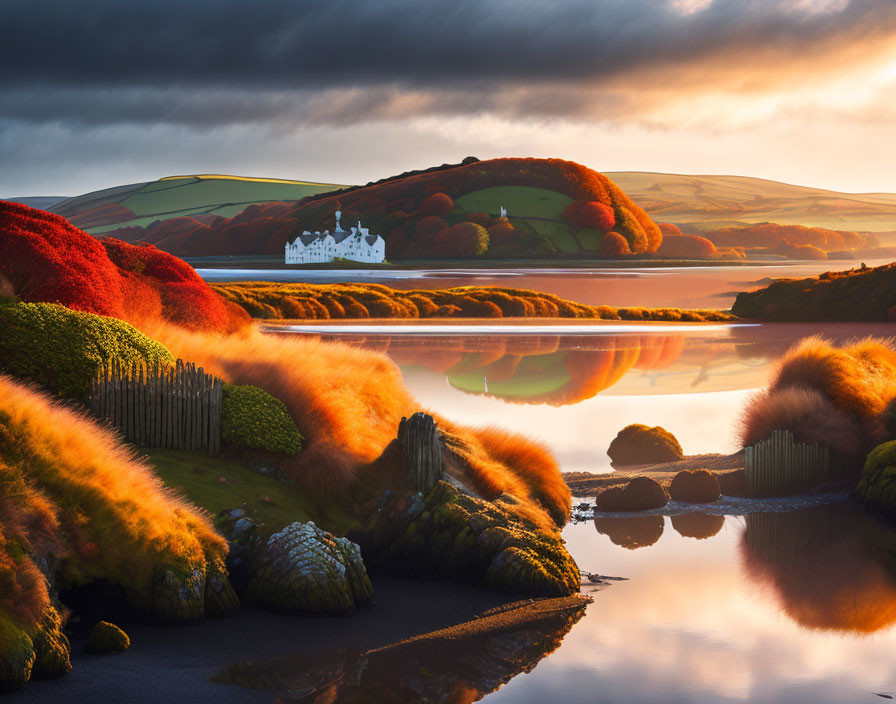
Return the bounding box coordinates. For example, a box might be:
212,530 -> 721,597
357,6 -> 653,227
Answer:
607,172 -> 896,235
46,174 -> 348,235
4,196 -> 70,210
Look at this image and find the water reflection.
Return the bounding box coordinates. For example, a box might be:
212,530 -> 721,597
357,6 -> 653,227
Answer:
595,515 -> 665,549
671,512 -> 725,540
741,504 -> 896,634
285,323 -> 896,406
213,597 -> 588,702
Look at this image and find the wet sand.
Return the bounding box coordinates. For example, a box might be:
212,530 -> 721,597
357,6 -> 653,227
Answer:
11,578 -> 522,704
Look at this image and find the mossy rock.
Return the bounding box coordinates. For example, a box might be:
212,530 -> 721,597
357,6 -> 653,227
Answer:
221,384 -> 304,455
607,424 -> 683,465
594,476 -> 669,512
856,441 -> 896,516
668,469 -> 721,504
0,301 -> 173,398
355,481 -> 579,596
85,621 -> 130,655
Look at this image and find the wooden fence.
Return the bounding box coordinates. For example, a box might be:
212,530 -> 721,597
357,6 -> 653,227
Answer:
744,430 -> 830,496
87,359 -> 223,455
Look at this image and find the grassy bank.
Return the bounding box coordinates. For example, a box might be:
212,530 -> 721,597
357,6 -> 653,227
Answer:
211,282 -> 736,322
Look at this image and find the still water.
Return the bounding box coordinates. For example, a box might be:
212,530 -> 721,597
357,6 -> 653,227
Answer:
254,318 -> 896,702
198,258 -> 891,310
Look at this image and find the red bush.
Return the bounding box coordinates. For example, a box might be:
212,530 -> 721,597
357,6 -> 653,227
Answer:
418,192 -> 454,217
420,222 -> 489,258
0,201 -> 249,333
563,200 -> 615,230
600,232 -> 631,257
414,215 -> 449,239
487,220 -> 517,247
659,223 -> 683,236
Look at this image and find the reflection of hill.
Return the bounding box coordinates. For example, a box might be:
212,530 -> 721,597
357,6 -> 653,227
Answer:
212,596 -> 588,703
740,504 -> 896,633
595,515 -> 664,549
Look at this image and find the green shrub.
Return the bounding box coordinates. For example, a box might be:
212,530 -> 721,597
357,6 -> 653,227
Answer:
221,384 -> 304,455
856,441 -> 896,514
0,301 -> 174,398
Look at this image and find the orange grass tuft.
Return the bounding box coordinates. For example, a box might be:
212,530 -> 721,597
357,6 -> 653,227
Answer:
140,321 -> 571,526
0,375 -> 225,612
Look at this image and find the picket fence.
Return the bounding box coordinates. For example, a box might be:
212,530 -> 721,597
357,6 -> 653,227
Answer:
87,359 -> 223,454
743,429 -> 830,496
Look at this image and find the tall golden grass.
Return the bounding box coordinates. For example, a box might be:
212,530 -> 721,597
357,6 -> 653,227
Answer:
0,374 -> 225,620
740,336 -> 896,459
142,321 -> 571,527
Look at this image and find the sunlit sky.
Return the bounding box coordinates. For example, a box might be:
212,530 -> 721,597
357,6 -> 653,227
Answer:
2,0 -> 896,196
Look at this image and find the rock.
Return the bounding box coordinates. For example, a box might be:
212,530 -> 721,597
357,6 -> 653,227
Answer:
85,622 -> 130,655
594,515 -> 664,549
607,424 -> 683,465
233,518 -> 254,535
148,566 -> 206,625
354,481 -> 580,597
671,513 -> 725,540
229,508 -> 246,519
668,469 -> 721,504
398,412 -> 443,493
204,559 -> 240,619
30,605 -> 71,680
594,476 -> 668,512
243,522 -> 373,615
717,468 -> 748,497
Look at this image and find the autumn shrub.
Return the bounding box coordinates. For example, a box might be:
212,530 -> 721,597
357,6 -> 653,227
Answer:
668,469 -> 721,504
600,232 -> 631,257
656,234 -> 718,259
594,476 -> 669,511
221,384 -> 304,455
0,374 -> 228,665
658,223 -> 683,236
0,302 -> 174,398
487,220 -> 516,247
422,222 -> 490,257
739,337 -> 896,461
563,200 -> 615,230
0,202 -> 249,334
418,192 -> 454,217
414,216 -> 449,239
607,424 -> 683,465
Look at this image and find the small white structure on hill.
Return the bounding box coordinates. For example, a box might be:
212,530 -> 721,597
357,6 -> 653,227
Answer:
285,208 -> 385,264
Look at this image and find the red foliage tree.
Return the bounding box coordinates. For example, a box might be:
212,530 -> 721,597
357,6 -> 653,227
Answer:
421,222 -> 490,258
414,215 -> 449,239
659,222 -> 683,236
600,232 -> 632,257
563,200 -> 616,231
487,220 -> 517,247
418,192 -> 455,217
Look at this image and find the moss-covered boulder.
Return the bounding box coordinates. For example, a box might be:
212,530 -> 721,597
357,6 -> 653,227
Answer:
243,522 -> 372,615
856,441 -> 896,515
221,384 -> 304,455
0,605 -> 71,692
668,469 -> 721,504
0,301 -> 173,398
594,476 -> 669,512
85,621 -> 130,655
607,424 -> 683,465
355,481 -> 579,596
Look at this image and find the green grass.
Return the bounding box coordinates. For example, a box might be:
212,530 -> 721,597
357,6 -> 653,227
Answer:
53,175 -> 349,235
456,186 -> 583,254
144,448 -> 332,537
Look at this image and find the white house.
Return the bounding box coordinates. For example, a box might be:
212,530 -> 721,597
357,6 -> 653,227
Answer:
285,208 -> 385,264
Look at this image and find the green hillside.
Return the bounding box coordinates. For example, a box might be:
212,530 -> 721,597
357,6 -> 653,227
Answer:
49,174 -> 348,235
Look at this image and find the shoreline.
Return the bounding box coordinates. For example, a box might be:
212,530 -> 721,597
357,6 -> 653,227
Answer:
10,577 -> 535,704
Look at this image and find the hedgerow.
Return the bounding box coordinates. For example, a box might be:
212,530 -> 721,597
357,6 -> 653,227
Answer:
0,301 -> 174,398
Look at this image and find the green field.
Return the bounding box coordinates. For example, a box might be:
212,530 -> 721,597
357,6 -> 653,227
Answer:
455,186 -> 586,254
50,174 -> 349,235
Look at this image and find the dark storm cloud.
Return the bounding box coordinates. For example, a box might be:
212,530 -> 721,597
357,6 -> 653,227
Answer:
2,0 -> 896,126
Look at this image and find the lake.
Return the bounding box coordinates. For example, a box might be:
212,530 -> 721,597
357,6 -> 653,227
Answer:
231,262 -> 896,702
197,258 -> 890,309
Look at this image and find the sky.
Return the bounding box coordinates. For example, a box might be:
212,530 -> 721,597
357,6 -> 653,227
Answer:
2,0 -> 896,197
